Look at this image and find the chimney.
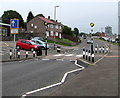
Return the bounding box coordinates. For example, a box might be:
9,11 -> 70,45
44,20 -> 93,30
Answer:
48,16 -> 50,19
56,20 -> 58,22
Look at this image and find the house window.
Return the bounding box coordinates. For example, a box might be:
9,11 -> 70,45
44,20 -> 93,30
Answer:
31,31 -> 33,33
46,31 -> 49,37
59,26 -> 61,29
59,33 -> 62,39
31,24 -> 34,27
51,31 -> 54,36
56,32 -> 58,36
55,25 -> 58,29
34,25 -> 37,29
50,24 -> 54,28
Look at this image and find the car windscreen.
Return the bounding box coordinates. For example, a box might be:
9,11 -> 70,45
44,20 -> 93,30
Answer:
30,41 -> 38,45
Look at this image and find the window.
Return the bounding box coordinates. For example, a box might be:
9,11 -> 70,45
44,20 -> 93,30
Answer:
55,25 -> 58,29
50,24 -> 54,28
46,31 -> 49,37
59,26 -> 62,29
51,31 -> 54,36
34,25 -> 37,29
31,24 -> 34,27
59,33 -> 62,39
56,32 -> 58,36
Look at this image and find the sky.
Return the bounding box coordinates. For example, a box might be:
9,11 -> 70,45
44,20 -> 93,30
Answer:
0,0 -> 119,34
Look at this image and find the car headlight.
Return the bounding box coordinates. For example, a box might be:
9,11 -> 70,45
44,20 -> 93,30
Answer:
35,46 -> 37,48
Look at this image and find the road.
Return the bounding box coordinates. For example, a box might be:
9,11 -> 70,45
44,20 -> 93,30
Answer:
2,38 -> 111,97
3,59 -> 80,96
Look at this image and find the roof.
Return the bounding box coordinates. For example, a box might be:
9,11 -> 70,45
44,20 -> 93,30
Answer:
38,16 -> 54,24
0,23 -> 10,26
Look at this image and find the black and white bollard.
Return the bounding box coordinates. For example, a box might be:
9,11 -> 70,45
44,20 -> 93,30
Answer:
57,46 -> 61,53
26,51 -> 28,58
99,46 -> 101,53
10,49 -> 12,59
83,49 -> 85,59
33,51 -> 36,57
85,50 -> 88,60
95,46 -> 97,53
88,50 -> 91,61
102,46 -> 105,53
106,47 -> 109,53
17,50 -> 20,58
91,52 -> 95,62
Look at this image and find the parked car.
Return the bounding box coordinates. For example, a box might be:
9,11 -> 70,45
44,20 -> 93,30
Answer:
16,39 -> 41,51
32,37 -> 44,41
87,40 -> 93,44
31,39 -> 50,49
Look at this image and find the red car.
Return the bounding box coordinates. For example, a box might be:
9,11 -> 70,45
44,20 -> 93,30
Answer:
16,39 -> 41,51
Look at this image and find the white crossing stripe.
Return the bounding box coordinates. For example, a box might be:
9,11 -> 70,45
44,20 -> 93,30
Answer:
64,54 -> 74,56
54,54 -> 64,56
76,54 -> 83,57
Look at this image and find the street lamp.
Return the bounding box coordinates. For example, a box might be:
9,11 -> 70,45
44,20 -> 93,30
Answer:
54,5 -> 59,50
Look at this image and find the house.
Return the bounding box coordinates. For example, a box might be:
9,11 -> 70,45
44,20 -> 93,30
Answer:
0,23 -> 10,36
27,16 -> 63,39
96,32 -> 106,37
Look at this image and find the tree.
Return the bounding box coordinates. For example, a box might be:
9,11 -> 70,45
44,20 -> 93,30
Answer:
74,28 -> 79,37
27,11 -> 34,23
1,10 -> 25,28
36,14 -> 45,18
62,26 -> 73,36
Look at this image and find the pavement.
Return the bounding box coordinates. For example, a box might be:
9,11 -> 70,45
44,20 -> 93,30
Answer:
41,44 -> 119,96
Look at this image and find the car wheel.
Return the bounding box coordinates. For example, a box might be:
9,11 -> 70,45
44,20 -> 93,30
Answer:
16,45 -> 20,50
31,48 -> 34,52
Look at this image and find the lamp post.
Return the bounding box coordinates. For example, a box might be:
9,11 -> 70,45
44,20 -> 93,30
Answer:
54,6 -> 59,50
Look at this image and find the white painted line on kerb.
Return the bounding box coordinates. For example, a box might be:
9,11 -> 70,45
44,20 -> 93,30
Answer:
21,60 -> 85,98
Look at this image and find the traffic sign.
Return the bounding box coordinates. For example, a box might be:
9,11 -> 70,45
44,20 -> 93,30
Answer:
90,23 -> 94,27
10,19 -> 19,29
10,19 -> 19,34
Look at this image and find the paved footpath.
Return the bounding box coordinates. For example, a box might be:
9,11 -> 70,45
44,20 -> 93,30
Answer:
46,44 -> 119,96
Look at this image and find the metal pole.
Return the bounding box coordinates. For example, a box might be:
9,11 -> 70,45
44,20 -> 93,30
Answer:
91,27 -> 94,54
45,26 -> 48,55
53,6 -> 59,50
54,6 -> 56,50
13,34 -> 16,58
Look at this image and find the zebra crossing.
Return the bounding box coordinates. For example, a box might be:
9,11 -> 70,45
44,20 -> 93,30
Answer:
53,53 -> 83,58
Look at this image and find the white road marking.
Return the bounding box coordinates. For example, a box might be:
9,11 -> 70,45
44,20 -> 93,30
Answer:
64,54 -> 74,56
54,54 -> 64,56
76,54 -> 83,57
56,59 -> 64,61
21,60 -> 85,98
73,49 -> 79,51
42,59 -> 50,61
94,53 -> 109,65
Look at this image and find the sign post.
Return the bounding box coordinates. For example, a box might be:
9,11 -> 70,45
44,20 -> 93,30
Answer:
90,22 -> 95,54
10,19 -> 19,58
44,22 -> 48,55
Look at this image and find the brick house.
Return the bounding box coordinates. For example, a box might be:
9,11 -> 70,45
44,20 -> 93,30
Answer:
27,16 -> 63,39
96,32 -> 106,37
